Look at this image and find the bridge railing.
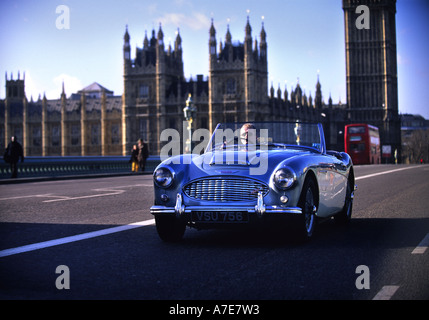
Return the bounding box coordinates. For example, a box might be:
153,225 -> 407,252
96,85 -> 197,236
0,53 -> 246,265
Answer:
0,156 -> 161,179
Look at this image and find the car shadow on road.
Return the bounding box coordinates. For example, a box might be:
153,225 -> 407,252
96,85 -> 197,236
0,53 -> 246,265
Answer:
2,216 -> 427,252
180,217 -> 429,250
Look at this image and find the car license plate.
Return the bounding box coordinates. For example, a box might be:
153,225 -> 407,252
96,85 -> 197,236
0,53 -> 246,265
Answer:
192,211 -> 249,223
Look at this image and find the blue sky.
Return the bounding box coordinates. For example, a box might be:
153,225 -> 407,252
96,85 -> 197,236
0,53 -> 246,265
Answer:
1,0 -> 429,119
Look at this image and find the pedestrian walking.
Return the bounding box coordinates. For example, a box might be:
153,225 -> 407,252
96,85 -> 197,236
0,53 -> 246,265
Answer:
3,136 -> 24,178
137,139 -> 149,172
129,144 -> 139,172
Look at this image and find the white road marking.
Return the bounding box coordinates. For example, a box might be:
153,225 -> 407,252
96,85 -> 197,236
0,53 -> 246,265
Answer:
0,167 -> 424,259
357,166 -> 427,299
412,233 -> 429,254
42,183 -> 154,202
356,166 -> 422,181
0,219 -> 155,258
0,184 -> 153,203
0,194 -> 54,201
42,189 -> 125,202
43,185 -> 154,202
372,285 -> 400,300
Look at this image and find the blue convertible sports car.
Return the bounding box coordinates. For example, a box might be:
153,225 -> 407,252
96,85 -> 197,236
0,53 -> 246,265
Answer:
150,122 -> 355,242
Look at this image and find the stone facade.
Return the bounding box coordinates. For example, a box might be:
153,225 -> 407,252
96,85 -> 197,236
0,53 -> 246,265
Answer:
1,76 -> 122,156
1,8 -> 400,158
122,18 -> 341,155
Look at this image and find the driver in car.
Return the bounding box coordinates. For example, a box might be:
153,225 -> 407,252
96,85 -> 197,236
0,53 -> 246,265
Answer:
240,123 -> 257,149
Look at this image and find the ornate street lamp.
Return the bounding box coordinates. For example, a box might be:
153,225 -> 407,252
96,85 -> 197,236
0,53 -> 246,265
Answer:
183,93 -> 197,153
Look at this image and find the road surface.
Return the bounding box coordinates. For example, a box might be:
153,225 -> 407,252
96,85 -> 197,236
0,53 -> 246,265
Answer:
0,165 -> 428,302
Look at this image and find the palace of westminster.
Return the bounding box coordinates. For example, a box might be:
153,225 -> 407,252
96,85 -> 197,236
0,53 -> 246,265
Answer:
1,0 -> 401,161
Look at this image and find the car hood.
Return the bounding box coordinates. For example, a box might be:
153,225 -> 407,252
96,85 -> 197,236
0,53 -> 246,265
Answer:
184,149 -> 309,181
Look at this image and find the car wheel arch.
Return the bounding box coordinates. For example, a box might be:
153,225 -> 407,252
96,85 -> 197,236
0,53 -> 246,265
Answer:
302,169 -> 319,209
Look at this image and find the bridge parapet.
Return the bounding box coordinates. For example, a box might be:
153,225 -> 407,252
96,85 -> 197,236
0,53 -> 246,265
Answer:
0,156 -> 160,179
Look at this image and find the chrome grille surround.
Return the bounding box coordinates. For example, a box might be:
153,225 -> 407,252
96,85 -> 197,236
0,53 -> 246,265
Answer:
183,177 -> 269,202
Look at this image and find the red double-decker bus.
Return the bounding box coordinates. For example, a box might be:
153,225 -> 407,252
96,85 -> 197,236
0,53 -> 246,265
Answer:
344,124 -> 381,165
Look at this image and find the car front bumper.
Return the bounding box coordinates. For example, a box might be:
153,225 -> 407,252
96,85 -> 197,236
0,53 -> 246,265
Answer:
150,192 -> 303,218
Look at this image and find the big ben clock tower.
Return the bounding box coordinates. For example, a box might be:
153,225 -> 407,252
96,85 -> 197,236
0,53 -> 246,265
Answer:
343,0 -> 401,162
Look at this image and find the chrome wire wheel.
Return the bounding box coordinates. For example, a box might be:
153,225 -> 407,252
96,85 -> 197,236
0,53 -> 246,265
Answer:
299,178 -> 317,239
304,187 -> 315,235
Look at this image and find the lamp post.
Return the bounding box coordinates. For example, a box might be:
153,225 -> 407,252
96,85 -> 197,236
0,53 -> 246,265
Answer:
183,93 -> 197,153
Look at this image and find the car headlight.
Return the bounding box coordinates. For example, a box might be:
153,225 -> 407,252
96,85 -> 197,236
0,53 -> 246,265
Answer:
274,167 -> 296,190
154,167 -> 174,188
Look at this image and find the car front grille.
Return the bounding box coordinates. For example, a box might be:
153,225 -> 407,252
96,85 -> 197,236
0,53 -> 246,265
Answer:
183,177 -> 269,202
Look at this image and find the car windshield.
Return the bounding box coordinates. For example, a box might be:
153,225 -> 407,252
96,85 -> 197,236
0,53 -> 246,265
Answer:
205,122 -> 324,153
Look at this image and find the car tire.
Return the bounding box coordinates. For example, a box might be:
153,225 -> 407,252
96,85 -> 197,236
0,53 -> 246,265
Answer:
297,178 -> 317,240
155,215 -> 186,242
334,180 -> 353,225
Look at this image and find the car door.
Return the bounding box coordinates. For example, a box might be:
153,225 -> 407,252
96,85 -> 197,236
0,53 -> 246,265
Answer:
316,154 -> 348,217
